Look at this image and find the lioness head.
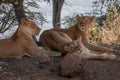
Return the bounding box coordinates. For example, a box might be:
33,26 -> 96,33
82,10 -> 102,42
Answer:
21,18 -> 41,35
64,40 -> 81,53
76,15 -> 94,32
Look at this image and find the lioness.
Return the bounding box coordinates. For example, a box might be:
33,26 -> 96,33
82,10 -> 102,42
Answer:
39,15 -> 117,60
0,18 -> 49,61
50,15 -> 118,53
39,30 -> 81,55
76,43 -> 116,60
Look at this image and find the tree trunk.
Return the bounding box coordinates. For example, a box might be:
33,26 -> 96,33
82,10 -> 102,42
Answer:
0,0 -> 39,44
12,0 -> 38,44
52,0 -> 64,29
0,0 -> 26,24
12,0 -> 26,23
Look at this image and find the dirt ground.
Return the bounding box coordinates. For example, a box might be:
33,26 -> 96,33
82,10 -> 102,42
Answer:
0,44 -> 120,80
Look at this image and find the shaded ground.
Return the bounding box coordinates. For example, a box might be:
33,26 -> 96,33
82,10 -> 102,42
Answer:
0,45 -> 120,80
81,60 -> 120,80
0,56 -> 80,80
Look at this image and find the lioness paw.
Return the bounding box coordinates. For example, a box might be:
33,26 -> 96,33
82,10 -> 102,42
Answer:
109,54 -> 116,59
102,53 -> 116,60
39,53 -> 51,64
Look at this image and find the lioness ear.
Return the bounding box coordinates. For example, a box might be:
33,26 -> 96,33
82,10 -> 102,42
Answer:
90,16 -> 94,22
76,15 -> 81,21
21,18 -> 28,25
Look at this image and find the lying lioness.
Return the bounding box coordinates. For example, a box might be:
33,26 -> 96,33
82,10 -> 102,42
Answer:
51,15 -> 118,53
75,43 -> 116,60
39,30 -> 81,55
0,18 -> 49,61
39,15 -> 117,60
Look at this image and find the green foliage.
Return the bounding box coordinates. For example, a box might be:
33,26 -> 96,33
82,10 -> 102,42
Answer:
91,1 -> 120,44
62,13 -> 82,28
92,0 -> 120,16
89,23 -> 102,43
0,0 -> 48,33
24,0 -> 47,24
106,2 -> 120,21
92,0 -> 105,16
0,3 -> 16,33
25,1 -> 40,9
62,15 -> 76,28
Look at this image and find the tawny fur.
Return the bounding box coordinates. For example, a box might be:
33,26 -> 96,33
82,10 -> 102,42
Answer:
0,18 -> 49,61
39,15 -> 117,60
51,15 -> 118,53
39,30 -> 81,54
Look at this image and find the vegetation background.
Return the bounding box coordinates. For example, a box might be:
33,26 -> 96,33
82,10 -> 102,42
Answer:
0,0 -> 120,44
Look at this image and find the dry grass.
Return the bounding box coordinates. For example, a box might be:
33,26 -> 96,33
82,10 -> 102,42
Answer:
100,16 -> 120,44
90,16 -> 120,45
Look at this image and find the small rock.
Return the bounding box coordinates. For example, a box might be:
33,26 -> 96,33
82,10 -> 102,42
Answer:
60,53 -> 87,77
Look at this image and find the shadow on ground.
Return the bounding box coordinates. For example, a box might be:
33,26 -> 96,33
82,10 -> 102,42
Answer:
0,45 -> 120,80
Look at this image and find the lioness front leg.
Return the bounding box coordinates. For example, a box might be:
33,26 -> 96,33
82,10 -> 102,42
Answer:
89,53 -> 116,60
81,31 -> 119,53
25,46 -> 50,62
78,49 -> 116,60
84,42 -> 119,53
